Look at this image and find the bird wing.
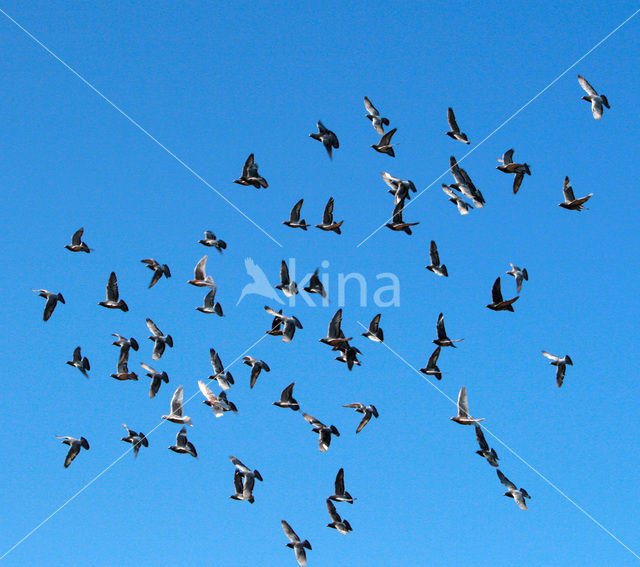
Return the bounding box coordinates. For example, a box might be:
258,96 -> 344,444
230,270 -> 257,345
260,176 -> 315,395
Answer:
283,319 -> 297,342
380,128 -> 397,146
230,455 -> 251,474
427,346 -> 441,368
323,198 -> 335,224
290,199 -> 304,222
64,442 -> 81,468
457,387 -> 470,418
577,75 -> 597,96
334,468 -> 345,495
327,309 -> 343,338
202,288 -> 216,309
106,272 -> 119,301
281,520 -> 300,543
140,362 -> 155,374
475,425 -> 489,451
491,277 -> 504,303
71,227 -> 84,246
210,348 -> 225,374
542,351 -> 560,362
563,177 -> 576,202
326,498 -> 341,522
280,382 -> 295,402
280,260 -> 290,286
242,154 -> 255,178
381,171 -> 400,190
368,313 -> 381,333
501,149 -> 514,165
364,96 -> 379,116
146,318 -> 162,336
198,380 -> 217,403
170,386 -> 184,416
176,426 -> 188,447
72,346 -> 82,363
513,172 -> 524,194
497,469 -> 518,491
447,107 -> 459,132
430,240 -> 440,266
356,412 -> 373,433
436,313 -> 446,340
302,413 -> 323,428
194,256 -> 208,280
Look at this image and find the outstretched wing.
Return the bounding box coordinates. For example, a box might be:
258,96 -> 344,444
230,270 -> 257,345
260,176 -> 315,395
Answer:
577,75 -> 597,96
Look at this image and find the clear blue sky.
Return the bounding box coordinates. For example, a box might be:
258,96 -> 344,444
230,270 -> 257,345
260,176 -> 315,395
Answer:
1,1 -> 639,565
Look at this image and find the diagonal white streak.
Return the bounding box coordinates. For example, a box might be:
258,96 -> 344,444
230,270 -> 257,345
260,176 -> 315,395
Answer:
355,321 -> 640,561
356,7 -> 640,247
0,8 -> 283,247
0,330 -> 272,561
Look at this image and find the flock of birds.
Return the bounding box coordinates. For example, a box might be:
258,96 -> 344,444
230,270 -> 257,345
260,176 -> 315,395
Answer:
33,74 -> 607,565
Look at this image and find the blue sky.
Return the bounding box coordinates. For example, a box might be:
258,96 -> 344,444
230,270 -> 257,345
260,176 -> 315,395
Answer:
1,1 -> 640,565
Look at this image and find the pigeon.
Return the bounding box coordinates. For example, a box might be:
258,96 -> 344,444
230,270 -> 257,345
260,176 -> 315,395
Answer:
230,469 -> 256,503
233,153 -> 268,188
162,386 -> 193,426
441,184 -> 473,215
198,231 -> 227,252
381,172 -> 417,204
140,258 -> 171,288
187,255 -> 215,287
146,318 -> 173,360
450,387 -> 485,425
419,347 -> 443,380
364,96 -> 390,135
343,403 -> 379,433
281,520 -> 312,567
559,176 -> 593,211
110,348 -> 138,381
302,413 -> 340,452
64,227 -> 91,253
33,289 -> 65,321
486,277 -> 519,312
273,382 -> 300,411
542,351 -> 573,388
309,121 -> 339,159
56,435 -> 90,468
66,346 -> 90,377
283,199 -> 308,230
497,149 -> 531,194
578,75 -> 610,120
264,306 -> 303,343
497,470 -> 531,510
326,499 -> 353,534
209,348 -> 234,391
320,309 -> 352,347
426,240 -> 448,277
329,468 -> 355,504
230,455 -> 263,482
243,356 -> 270,388
361,313 -> 383,342
111,333 -> 139,356
371,128 -> 397,157
98,272 -> 128,311
433,313 -> 464,347
450,156 -> 485,207
198,380 -> 237,417
303,269 -> 327,299
276,260 -> 298,298
315,197 -> 343,234
506,264 -> 528,293
121,424 -> 148,458
168,427 -> 197,457
386,199 -> 419,235
446,107 -> 470,144
140,362 -> 169,398
196,287 -> 223,316
475,425 -> 499,467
